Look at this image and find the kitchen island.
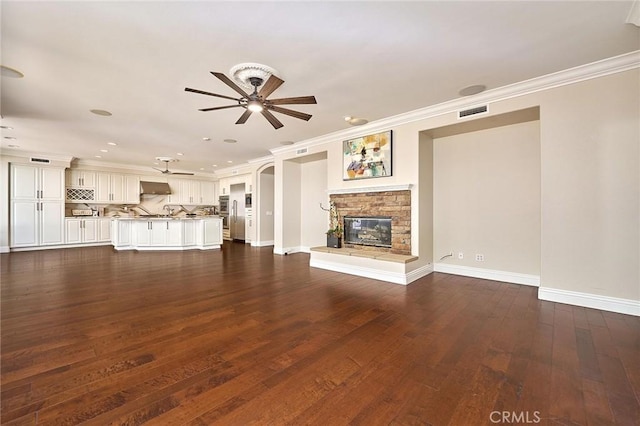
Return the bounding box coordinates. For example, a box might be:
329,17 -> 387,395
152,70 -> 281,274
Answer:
111,216 -> 222,251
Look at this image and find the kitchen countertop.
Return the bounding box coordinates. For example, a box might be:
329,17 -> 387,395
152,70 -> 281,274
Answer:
111,216 -> 220,221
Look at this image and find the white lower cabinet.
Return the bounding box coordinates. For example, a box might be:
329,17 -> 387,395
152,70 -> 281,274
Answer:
183,220 -> 197,246
201,218 -> 222,247
135,220 -> 183,247
113,218 -> 222,250
65,218 -> 111,244
113,220 -> 131,248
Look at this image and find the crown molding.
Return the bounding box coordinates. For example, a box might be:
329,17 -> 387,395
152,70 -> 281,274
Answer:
269,50 -> 640,158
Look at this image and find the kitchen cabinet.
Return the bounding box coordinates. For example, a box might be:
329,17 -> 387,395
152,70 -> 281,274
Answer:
167,179 -> 216,205
112,218 -> 222,250
112,219 -> 131,249
183,220 -> 196,246
65,218 -> 98,244
200,180 -> 217,204
219,178 -> 230,196
200,218 -> 223,247
135,220 -> 182,247
66,169 -> 95,188
10,164 -> 65,248
65,218 -> 111,244
96,172 -> 140,204
219,175 -> 250,197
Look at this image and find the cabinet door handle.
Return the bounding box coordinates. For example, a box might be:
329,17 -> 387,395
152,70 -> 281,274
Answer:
166,222 -> 169,230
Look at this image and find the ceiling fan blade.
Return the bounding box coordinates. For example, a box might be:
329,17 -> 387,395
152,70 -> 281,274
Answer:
269,106 -> 312,121
258,75 -> 284,98
152,167 -> 165,172
261,109 -> 284,129
170,172 -> 195,176
211,72 -> 249,98
235,109 -> 253,124
185,87 -> 241,102
199,104 -> 242,112
268,96 -> 317,105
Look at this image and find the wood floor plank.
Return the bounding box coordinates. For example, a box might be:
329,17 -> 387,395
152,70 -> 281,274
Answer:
2,244 -> 639,424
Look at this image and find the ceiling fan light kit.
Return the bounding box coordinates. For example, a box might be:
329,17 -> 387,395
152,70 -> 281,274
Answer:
185,62 -> 317,129
153,157 -> 194,176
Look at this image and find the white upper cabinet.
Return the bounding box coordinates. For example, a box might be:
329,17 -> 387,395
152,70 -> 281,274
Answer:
200,181 -> 216,204
66,170 -> 95,188
96,172 -> 140,204
166,179 -> 216,205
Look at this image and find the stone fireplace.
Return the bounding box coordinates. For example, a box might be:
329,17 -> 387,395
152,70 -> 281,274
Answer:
330,188 -> 411,255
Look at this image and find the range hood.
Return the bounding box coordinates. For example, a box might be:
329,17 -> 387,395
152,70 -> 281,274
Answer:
140,181 -> 172,195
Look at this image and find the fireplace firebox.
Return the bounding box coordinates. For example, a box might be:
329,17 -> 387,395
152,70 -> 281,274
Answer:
343,216 -> 392,248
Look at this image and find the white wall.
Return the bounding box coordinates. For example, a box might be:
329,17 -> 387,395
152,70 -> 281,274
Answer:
258,167 -> 275,245
280,159 -> 302,252
273,64 -> 639,313
300,157 -> 329,250
537,72 -> 639,302
433,120 -> 541,275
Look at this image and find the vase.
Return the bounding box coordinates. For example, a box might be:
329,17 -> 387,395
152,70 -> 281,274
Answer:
327,235 -> 342,248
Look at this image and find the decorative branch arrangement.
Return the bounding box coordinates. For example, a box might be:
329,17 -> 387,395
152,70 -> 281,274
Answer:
320,201 -> 343,237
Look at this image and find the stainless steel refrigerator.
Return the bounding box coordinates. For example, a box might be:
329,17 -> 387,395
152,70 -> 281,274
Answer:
230,199 -> 245,241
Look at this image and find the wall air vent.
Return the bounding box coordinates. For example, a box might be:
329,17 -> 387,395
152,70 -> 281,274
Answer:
458,105 -> 488,119
30,157 -> 51,164
295,148 -> 308,155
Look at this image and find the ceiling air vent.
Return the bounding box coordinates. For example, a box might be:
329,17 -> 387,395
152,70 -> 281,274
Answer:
295,148 -> 308,155
30,157 -> 51,164
458,105 -> 488,119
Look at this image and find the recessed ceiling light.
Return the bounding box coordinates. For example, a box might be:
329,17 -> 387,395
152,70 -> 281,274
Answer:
223,139 -> 237,144
1,125 -> 14,130
107,142 -> 117,146
90,109 -> 112,116
343,116 -> 352,122
212,164 -> 218,167
95,155 -> 102,158
153,162 -> 159,165
199,168 -> 204,171
1,65 -> 24,78
227,160 -> 233,163
347,117 -> 368,126
459,84 -> 486,96
100,149 -> 108,153
177,152 -> 184,156
202,137 -> 211,141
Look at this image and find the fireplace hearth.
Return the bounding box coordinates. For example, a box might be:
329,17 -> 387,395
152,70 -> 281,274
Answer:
344,216 -> 392,248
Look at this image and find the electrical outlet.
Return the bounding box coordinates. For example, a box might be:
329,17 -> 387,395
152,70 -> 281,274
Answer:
458,252 -> 464,259
475,254 -> 484,261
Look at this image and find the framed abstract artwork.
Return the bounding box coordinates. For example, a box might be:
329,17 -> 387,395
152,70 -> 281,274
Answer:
343,130 -> 392,180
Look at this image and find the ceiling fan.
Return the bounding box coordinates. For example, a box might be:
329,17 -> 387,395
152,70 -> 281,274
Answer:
152,157 -> 194,176
185,71 -> 317,129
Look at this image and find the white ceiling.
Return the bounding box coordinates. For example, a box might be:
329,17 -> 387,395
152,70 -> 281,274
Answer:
1,1 -> 638,176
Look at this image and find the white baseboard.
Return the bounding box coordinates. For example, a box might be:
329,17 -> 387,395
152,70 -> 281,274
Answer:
274,246 -> 304,256
539,287 -> 640,317
0,246 -> 9,253
252,240 -> 274,247
434,263 -> 540,287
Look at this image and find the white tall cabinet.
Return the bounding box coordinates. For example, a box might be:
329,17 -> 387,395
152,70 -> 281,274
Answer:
10,164 -> 65,247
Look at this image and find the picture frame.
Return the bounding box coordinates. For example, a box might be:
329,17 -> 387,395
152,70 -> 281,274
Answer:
343,130 -> 392,180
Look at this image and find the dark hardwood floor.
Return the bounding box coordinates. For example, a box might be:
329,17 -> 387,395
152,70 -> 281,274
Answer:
1,243 -> 639,425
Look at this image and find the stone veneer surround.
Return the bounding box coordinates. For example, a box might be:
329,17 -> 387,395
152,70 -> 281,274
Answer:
330,189 -> 411,255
